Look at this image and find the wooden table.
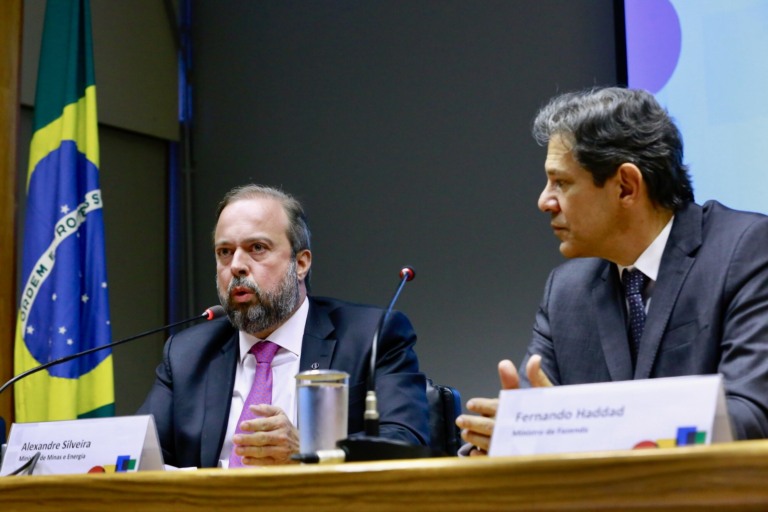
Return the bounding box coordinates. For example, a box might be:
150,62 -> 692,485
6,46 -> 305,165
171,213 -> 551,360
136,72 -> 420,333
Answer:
2,440 -> 768,511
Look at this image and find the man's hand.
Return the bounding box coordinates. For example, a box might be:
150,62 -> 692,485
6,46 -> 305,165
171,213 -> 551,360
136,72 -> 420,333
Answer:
231,404 -> 300,466
455,355 -> 551,455
526,354 -> 552,388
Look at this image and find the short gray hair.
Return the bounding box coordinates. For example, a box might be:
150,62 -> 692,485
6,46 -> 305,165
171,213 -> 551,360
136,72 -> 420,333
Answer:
532,87 -> 694,211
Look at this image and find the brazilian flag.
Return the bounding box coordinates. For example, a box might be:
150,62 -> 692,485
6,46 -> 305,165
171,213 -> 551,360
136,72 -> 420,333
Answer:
14,0 -> 114,422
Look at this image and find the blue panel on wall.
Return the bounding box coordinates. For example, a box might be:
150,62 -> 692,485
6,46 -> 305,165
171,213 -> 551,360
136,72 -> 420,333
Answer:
625,0 -> 768,214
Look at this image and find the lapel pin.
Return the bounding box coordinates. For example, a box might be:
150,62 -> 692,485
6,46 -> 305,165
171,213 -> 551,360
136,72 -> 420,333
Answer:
310,362 -> 320,370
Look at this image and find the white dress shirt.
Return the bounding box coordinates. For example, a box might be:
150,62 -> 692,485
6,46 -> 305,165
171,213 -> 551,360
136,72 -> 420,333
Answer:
218,297 -> 309,466
617,216 -> 675,312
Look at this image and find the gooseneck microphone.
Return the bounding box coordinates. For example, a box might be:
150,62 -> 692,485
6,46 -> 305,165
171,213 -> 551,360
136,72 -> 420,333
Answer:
364,266 -> 415,436
0,305 -> 226,396
293,266 -> 435,463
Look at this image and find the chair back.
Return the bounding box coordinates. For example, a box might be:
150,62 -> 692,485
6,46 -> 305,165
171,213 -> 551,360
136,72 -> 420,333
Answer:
426,378 -> 463,456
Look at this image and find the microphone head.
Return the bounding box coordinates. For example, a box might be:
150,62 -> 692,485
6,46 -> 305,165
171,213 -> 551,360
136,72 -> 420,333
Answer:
203,305 -> 227,320
399,266 -> 415,282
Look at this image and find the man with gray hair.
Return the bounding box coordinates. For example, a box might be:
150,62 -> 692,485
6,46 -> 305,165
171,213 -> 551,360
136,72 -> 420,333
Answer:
457,87 -> 768,454
140,184 -> 429,467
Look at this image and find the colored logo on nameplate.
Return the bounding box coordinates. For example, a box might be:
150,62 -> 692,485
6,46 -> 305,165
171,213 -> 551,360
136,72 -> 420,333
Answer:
633,426 -> 707,449
86,455 -> 137,474
115,455 -> 137,472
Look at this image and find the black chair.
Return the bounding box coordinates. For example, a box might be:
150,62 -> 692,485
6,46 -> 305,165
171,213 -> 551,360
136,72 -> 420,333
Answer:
426,378 -> 463,456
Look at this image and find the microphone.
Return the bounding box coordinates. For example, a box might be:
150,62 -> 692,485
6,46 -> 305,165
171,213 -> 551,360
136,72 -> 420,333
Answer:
293,266 -> 435,463
364,266 -> 415,436
0,305 -> 226,396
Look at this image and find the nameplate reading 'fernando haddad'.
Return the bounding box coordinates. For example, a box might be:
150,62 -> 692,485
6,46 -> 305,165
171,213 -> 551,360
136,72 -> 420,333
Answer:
489,375 -> 732,456
514,406 -> 625,422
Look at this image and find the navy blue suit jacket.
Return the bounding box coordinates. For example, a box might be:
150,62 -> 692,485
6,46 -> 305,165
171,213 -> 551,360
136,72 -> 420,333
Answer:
521,201 -> 768,439
138,296 -> 430,467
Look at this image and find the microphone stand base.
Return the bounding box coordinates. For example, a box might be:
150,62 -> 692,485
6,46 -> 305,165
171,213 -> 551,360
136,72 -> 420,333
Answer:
336,436 -> 439,462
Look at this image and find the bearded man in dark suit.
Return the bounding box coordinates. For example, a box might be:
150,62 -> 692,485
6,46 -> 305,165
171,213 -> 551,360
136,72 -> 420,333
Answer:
139,184 -> 429,468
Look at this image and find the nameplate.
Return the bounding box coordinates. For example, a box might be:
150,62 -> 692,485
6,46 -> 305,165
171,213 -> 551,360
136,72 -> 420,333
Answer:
0,415 -> 164,475
489,374 -> 733,456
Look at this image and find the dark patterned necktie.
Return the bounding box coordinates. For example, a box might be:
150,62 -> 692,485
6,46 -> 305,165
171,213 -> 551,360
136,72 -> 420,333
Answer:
622,269 -> 649,366
229,341 -> 280,468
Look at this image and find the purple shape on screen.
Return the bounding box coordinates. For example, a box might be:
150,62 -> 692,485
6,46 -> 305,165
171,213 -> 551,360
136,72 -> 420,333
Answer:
625,0 -> 682,93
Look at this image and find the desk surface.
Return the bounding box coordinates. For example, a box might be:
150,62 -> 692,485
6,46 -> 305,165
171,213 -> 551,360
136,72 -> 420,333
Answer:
2,440 -> 768,511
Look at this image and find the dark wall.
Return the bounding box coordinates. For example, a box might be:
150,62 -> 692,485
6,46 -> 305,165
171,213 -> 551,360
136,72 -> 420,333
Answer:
190,1 -> 619,405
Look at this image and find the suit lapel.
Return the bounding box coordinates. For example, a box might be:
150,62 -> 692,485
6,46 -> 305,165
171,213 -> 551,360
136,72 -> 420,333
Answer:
201,330 -> 238,467
634,204 -> 702,379
593,262 -> 634,381
299,298 -> 338,371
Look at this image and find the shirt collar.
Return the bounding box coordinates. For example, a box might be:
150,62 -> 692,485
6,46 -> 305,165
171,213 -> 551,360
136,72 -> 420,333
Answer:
617,216 -> 674,282
238,296 -> 309,361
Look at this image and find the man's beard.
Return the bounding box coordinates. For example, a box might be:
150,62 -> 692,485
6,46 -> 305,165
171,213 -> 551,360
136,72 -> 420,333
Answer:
218,260 -> 300,336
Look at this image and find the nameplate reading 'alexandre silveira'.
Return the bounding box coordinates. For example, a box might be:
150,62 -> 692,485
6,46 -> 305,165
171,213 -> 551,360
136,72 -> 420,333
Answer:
0,415 -> 163,475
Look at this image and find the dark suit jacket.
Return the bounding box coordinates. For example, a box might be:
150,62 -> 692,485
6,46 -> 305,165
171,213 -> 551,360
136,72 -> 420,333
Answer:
521,201 -> 768,439
138,296 -> 430,468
